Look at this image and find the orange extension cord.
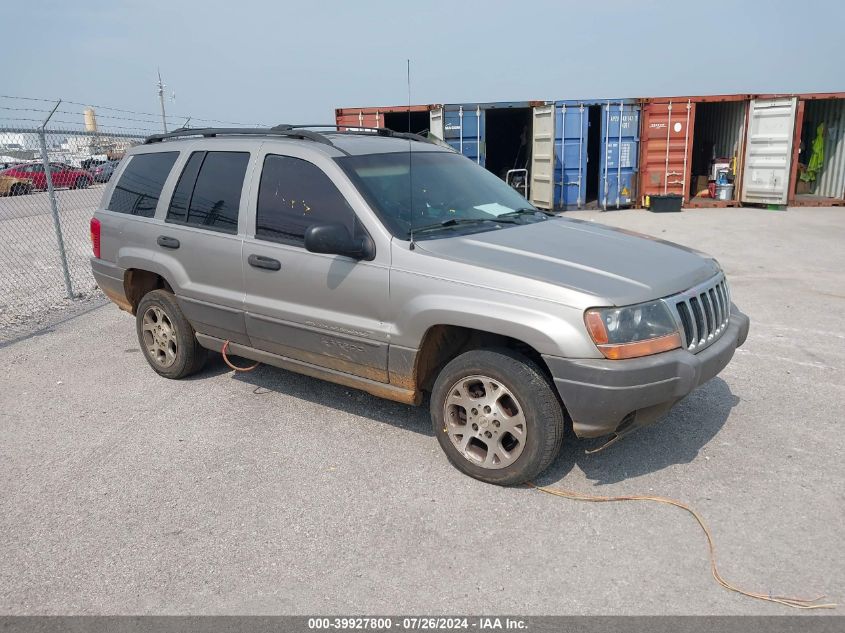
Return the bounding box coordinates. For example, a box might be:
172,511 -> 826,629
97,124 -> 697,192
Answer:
221,340 -> 260,372
218,337 -> 833,609
526,482 -> 836,610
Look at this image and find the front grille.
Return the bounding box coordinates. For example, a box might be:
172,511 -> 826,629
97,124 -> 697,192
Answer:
668,274 -> 731,352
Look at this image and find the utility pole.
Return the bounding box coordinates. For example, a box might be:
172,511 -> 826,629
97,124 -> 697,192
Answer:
157,68 -> 168,133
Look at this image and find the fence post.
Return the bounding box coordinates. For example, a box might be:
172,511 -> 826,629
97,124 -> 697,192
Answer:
38,101 -> 74,300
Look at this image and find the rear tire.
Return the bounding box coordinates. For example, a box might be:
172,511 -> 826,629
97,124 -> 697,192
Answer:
136,289 -> 207,379
74,176 -> 89,189
430,348 -> 564,486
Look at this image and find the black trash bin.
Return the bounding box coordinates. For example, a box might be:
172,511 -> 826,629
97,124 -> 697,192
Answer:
648,195 -> 683,212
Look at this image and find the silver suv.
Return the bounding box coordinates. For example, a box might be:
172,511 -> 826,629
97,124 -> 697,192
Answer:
90,125 -> 750,485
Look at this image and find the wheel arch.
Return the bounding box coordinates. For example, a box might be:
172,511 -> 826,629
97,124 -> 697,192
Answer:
123,268 -> 175,315
407,324 -> 556,394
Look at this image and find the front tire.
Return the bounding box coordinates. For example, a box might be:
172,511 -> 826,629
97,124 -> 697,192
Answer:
136,289 -> 207,379
74,176 -> 89,189
430,348 -> 564,485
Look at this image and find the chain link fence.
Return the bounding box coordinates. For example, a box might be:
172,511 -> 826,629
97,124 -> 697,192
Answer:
1,95 -> 263,345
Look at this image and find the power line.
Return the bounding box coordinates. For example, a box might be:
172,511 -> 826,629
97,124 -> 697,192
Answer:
1,94 -> 266,127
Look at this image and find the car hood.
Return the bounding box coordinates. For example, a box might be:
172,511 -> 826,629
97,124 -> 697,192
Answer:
414,217 -> 720,306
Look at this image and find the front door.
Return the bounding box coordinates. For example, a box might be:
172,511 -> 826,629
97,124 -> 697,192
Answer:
242,150 -> 390,382
50,164 -> 72,188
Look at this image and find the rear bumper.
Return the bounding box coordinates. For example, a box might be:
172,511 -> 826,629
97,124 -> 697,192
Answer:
91,258 -> 131,312
543,305 -> 750,438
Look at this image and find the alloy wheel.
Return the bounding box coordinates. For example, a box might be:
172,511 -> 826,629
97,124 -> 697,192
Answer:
443,375 -> 527,469
141,306 -> 178,368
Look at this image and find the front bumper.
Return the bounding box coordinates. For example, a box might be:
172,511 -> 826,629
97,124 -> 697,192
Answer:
543,305 -> 750,438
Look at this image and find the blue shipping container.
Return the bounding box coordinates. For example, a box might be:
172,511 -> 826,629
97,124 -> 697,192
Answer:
442,101 -> 536,172
554,99 -> 640,209
443,104 -> 485,166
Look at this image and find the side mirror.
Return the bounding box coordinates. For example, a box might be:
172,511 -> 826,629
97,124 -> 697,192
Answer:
304,223 -> 374,260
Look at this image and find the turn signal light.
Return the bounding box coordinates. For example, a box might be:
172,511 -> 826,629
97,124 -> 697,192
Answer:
597,332 -> 683,360
584,310 -> 609,345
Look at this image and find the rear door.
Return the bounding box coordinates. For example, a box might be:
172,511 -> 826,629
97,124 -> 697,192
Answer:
741,97 -> 798,205
600,101 -> 640,209
242,149 -> 390,381
157,146 -> 255,344
529,104 -> 555,209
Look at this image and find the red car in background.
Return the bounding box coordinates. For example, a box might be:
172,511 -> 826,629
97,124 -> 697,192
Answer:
0,162 -> 93,190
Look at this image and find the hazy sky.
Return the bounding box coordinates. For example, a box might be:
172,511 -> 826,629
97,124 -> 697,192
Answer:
6,0 -> 844,127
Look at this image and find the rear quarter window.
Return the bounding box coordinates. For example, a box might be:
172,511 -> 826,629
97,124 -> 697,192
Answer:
107,152 -> 178,217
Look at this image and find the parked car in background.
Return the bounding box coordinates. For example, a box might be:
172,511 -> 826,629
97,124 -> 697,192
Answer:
1,162 -> 93,190
0,173 -> 32,196
81,158 -> 107,171
90,159 -> 120,183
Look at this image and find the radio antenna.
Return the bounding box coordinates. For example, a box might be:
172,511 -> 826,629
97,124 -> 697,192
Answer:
407,58 -> 416,250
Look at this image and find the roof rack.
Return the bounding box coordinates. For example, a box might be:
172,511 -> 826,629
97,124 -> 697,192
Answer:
143,126 -> 334,146
143,124 -> 434,147
283,124 -> 434,144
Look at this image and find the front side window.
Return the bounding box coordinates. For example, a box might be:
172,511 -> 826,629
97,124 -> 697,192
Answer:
108,152 -> 178,217
255,154 -> 360,246
336,151 -> 545,240
166,151 -> 249,234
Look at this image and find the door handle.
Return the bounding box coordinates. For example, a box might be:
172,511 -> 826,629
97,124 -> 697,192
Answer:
157,235 -> 180,249
248,254 -> 281,271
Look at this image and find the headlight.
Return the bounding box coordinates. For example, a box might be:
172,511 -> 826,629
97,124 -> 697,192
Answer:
584,300 -> 682,360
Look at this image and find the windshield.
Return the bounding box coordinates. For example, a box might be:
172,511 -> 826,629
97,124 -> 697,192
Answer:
336,151 -> 543,239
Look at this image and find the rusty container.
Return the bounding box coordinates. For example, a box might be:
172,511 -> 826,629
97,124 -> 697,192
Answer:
638,94 -> 751,208
335,104 -> 437,134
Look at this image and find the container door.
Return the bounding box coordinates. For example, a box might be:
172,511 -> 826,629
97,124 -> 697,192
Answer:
741,97 -> 798,205
444,105 -> 484,166
529,104 -> 555,209
600,102 -> 640,209
429,107 -> 444,140
555,103 -> 589,209
639,100 -> 695,204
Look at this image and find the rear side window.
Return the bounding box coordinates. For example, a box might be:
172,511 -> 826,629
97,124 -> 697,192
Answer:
108,152 -> 178,217
166,151 -> 249,234
256,154 -> 359,245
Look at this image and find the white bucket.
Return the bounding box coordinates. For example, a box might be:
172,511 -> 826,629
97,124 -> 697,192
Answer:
715,184 -> 734,201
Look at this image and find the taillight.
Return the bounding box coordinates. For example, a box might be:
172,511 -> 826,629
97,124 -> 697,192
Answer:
90,217 -> 101,258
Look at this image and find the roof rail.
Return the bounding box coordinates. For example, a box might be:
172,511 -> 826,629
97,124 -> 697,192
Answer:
143,126 -> 335,146
278,124 -> 434,144
143,124 -> 434,146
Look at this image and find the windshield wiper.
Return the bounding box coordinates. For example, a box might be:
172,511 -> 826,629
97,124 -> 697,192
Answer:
497,207 -> 555,219
410,216 -> 517,236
